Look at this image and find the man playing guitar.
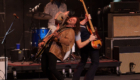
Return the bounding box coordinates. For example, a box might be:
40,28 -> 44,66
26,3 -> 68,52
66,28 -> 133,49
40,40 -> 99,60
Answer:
38,11 -> 80,80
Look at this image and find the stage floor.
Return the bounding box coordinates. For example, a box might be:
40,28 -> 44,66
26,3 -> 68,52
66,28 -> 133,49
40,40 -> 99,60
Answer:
6,58 -> 123,79
19,74 -> 140,80
7,73 -> 140,80
7,59 -> 121,79
8,59 -> 121,71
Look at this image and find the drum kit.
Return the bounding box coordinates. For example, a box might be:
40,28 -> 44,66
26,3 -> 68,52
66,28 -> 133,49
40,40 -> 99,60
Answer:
10,5 -> 80,63
26,12 -> 80,63
26,12 -> 52,47
26,12 -> 52,62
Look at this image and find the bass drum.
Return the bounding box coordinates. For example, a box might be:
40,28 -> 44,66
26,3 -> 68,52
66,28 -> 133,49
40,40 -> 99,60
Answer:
32,27 -> 50,47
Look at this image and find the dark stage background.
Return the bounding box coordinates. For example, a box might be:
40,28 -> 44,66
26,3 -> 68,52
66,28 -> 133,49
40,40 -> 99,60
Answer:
0,0 -> 137,57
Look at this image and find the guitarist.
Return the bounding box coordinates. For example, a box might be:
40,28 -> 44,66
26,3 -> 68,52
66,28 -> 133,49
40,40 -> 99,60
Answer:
38,11 -> 80,80
73,14 -> 99,80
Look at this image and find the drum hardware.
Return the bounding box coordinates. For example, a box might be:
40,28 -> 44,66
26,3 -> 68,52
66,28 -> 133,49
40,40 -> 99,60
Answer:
26,5 -> 53,64
29,47 -> 42,65
29,29 -> 52,64
27,11 -> 51,47
21,49 -> 31,64
26,12 -> 52,20
29,56 -> 41,65
37,34 -> 42,42
26,13 -> 51,64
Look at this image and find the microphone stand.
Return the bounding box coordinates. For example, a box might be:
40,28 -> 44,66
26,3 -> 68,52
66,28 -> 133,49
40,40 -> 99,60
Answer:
1,17 -> 16,80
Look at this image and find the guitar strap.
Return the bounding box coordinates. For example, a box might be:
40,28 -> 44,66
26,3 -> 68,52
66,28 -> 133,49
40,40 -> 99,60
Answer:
48,26 -> 73,47
57,25 -> 73,34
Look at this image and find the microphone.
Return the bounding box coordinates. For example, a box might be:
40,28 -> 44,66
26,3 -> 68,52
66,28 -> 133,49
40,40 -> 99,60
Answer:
13,13 -> 19,19
31,3 -> 41,12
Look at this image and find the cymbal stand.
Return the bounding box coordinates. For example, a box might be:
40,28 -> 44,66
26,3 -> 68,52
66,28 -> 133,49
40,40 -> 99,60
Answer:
21,10 -> 36,64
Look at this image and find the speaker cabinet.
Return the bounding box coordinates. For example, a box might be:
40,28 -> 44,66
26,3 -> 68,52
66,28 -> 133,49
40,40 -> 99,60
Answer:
108,13 -> 140,38
0,57 -> 8,79
113,46 -> 140,74
105,37 -> 140,59
110,2 -> 140,13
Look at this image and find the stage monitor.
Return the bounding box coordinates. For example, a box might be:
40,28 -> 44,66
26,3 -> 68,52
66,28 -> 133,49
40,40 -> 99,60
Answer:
0,57 -> 8,80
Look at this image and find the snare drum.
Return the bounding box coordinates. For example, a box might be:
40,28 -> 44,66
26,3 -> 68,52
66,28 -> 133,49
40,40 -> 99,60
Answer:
32,27 -> 49,47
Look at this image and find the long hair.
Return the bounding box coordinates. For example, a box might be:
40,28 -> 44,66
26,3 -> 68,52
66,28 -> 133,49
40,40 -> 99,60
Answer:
63,17 -> 80,35
50,0 -> 64,3
73,17 -> 80,35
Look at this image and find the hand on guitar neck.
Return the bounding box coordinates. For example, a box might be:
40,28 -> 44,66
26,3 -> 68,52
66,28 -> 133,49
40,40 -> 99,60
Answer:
85,14 -> 92,20
80,14 -> 91,25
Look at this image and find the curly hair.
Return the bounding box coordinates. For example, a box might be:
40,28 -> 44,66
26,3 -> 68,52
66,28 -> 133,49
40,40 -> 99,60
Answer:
63,17 -> 80,35
73,17 -> 80,35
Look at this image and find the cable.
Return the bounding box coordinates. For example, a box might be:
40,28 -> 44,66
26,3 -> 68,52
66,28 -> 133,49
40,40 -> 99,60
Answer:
0,70 -> 5,79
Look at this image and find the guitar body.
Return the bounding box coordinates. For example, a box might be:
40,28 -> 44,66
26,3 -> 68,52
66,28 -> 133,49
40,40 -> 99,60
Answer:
87,27 -> 102,49
35,35 -> 54,58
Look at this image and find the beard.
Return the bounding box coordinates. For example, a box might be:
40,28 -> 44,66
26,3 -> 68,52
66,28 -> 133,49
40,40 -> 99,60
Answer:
63,17 -> 70,25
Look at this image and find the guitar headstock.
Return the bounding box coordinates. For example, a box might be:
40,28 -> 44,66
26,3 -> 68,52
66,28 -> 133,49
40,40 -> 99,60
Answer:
80,0 -> 84,3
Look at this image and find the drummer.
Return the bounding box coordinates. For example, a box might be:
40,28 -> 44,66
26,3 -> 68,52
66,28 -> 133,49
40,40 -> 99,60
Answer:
44,0 -> 67,33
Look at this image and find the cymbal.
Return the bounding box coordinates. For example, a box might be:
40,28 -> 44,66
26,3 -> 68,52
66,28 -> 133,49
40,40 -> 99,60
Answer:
26,12 -> 52,20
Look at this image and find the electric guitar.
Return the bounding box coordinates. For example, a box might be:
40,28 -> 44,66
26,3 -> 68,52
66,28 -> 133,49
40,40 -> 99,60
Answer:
80,0 -> 102,49
35,26 -> 66,58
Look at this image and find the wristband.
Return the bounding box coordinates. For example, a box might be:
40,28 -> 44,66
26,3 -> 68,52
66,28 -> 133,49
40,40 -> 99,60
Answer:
89,39 -> 91,42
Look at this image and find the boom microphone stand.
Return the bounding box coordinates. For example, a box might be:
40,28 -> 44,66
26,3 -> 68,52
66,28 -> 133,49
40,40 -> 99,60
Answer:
1,14 -> 19,79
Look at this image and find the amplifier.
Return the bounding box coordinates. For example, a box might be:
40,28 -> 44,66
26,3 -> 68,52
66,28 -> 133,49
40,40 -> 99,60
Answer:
113,46 -> 140,73
108,13 -> 140,38
110,1 -> 140,13
0,57 -> 8,80
105,37 -> 140,59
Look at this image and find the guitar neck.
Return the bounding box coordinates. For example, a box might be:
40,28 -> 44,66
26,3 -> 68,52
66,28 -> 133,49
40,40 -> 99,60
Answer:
81,0 -> 95,32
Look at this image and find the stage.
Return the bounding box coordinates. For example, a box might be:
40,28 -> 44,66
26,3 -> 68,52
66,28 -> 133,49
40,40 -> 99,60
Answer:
14,74 -> 140,80
8,59 -> 121,79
